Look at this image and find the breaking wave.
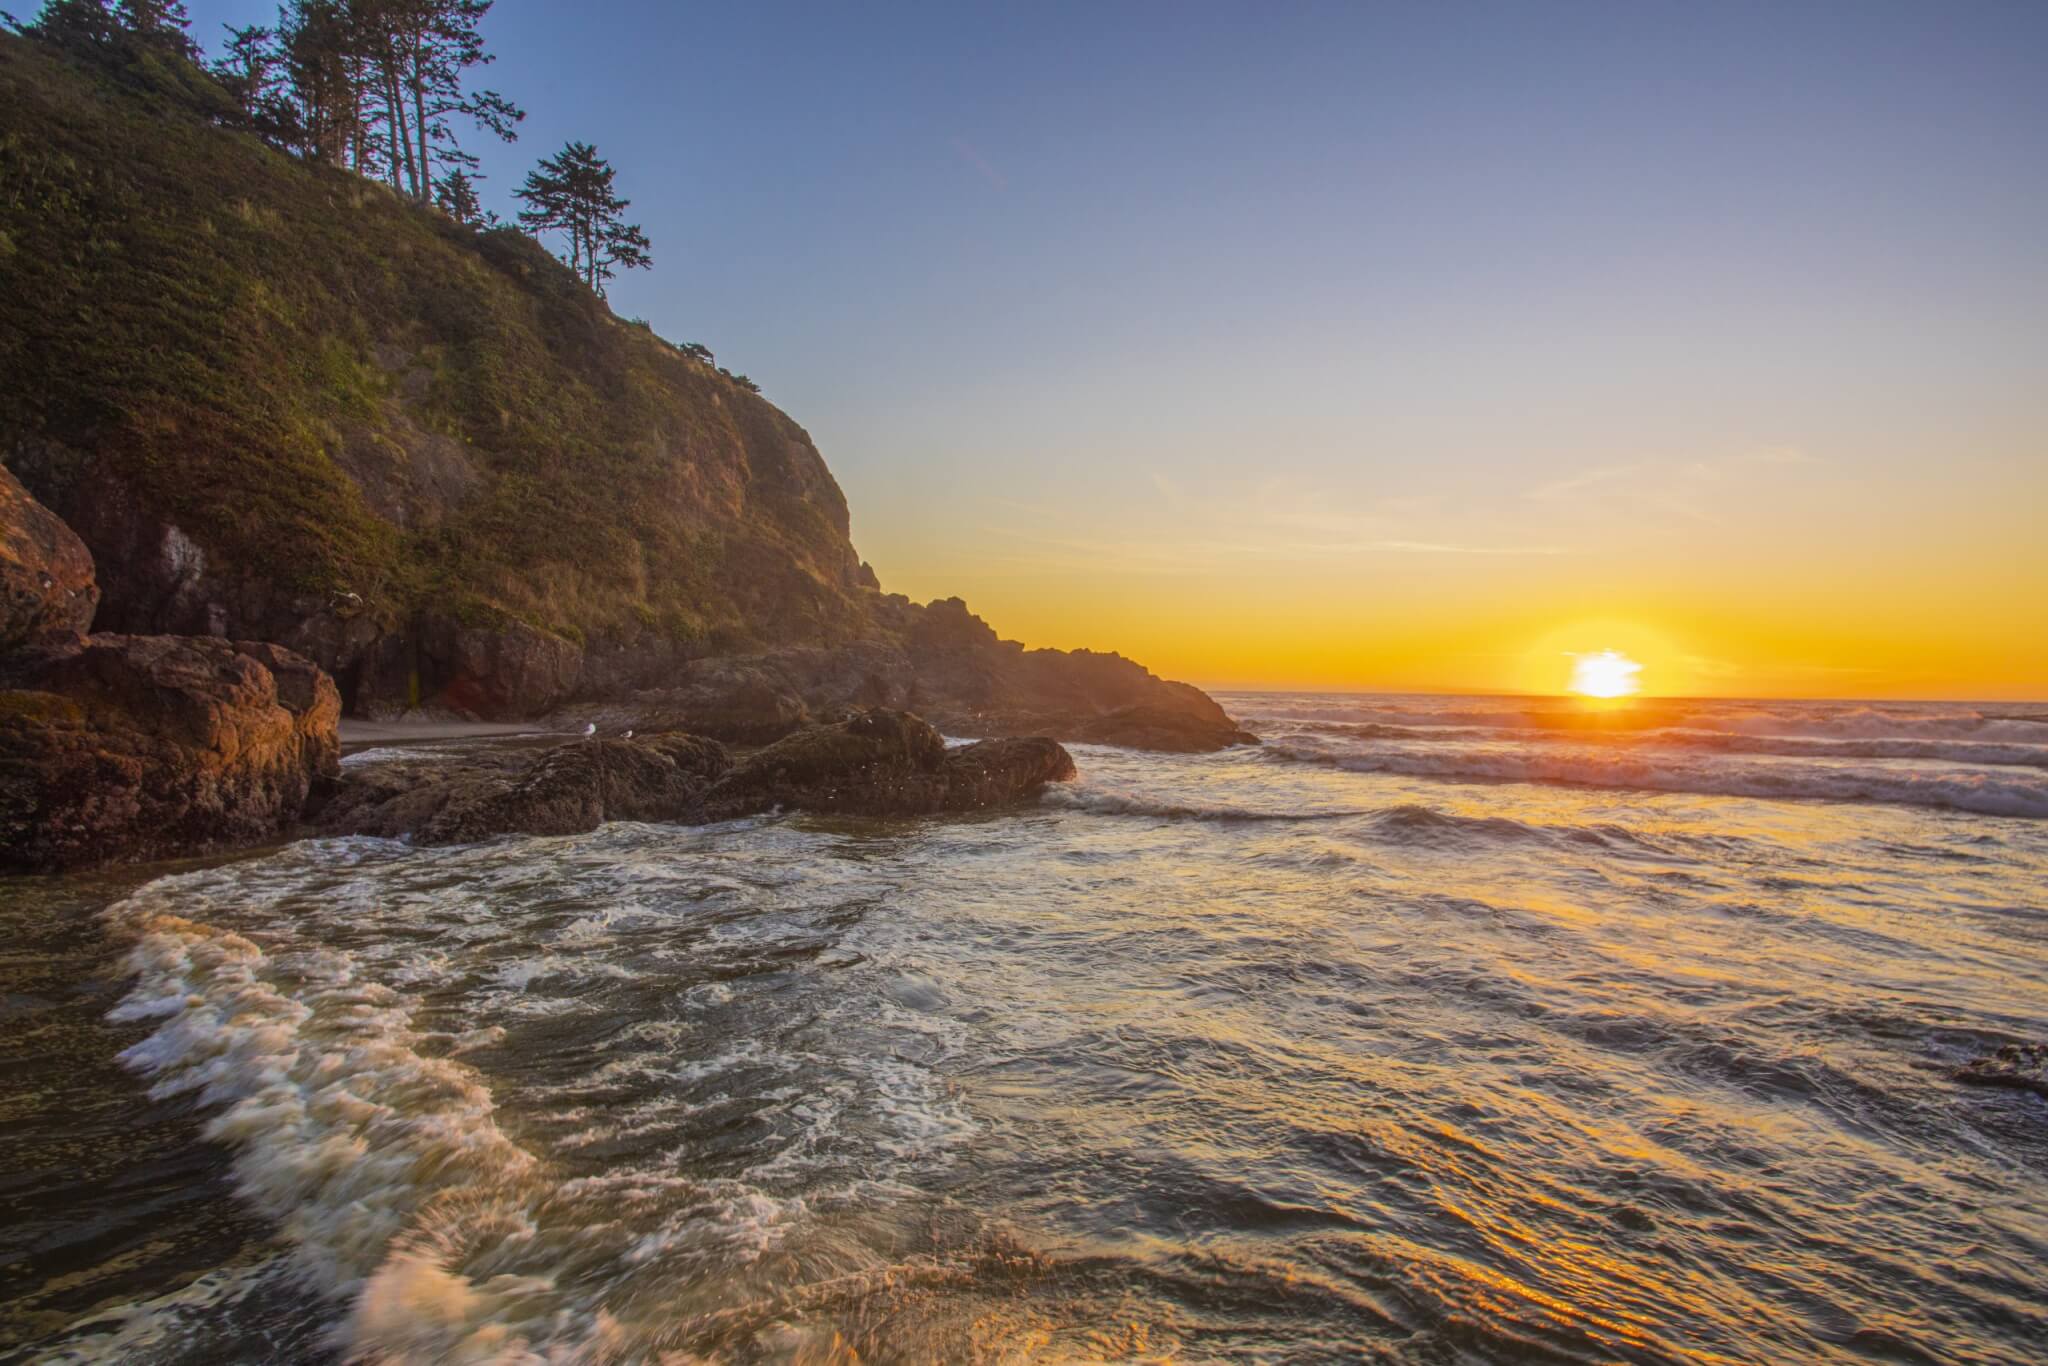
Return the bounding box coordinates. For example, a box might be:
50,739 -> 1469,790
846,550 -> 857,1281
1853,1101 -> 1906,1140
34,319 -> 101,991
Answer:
1277,720 -> 2048,769
1264,740 -> 2048,818
86,837 -> 980,1364
1230,695 -> 2048,744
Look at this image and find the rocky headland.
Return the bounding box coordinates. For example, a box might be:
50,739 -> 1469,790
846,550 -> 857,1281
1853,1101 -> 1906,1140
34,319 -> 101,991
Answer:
0,34 -> 1250,759
0,32 -> 1245,871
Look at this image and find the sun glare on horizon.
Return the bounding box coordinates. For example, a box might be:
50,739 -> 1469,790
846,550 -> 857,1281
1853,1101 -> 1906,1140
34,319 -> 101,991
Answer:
1567,650 -> 1643,699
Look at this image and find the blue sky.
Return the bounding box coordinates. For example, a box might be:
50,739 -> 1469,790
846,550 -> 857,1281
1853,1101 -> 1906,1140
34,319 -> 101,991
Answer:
178,1 -> 2048,693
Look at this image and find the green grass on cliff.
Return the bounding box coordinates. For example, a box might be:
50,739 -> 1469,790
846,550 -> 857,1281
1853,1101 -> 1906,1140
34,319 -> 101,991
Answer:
0,33 -> 867,650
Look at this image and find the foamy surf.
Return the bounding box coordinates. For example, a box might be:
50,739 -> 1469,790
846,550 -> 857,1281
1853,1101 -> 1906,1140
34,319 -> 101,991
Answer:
79,833 -> 984,1364
17,697 -> 2046,1364
1262,738 -> 2048,817
1213,693 -> 2048,818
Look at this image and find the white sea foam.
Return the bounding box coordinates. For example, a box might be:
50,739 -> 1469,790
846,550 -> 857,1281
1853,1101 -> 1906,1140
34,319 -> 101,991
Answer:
1263,719 -> 2048,769
1265,740 -> 2048,818
84,832 -> 983,1362
1227,695 -> 2048,745
101,901 -> 540,1295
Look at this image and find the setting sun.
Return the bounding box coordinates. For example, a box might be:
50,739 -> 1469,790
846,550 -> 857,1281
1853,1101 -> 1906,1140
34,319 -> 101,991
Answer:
1567,650 -> 1643,698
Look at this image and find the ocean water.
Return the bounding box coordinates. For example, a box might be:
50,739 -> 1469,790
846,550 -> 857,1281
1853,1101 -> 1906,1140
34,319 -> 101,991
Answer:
4,692 -> 2046,1364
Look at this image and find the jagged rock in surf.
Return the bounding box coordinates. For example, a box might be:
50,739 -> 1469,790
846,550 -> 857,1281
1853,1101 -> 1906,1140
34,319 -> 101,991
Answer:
699,708 -> 1075,821
412,734 -> 734,845
316,709 -> 1074,845
1953,1042 -> 2048,1099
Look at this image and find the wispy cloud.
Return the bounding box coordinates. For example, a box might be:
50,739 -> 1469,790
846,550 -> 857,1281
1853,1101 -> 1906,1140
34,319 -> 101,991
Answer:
1524,446 -> 1817,527
950,137 -> 1007,191
961,472 -> 1568,578
1373,539 -> 1564,556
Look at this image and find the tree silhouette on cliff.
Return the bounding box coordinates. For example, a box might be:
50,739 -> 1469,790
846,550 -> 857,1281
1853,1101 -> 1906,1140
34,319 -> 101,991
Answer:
514,141 -> 653,297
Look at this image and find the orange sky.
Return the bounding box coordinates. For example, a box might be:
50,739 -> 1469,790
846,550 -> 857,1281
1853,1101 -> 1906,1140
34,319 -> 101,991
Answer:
857,444 -> 2048,700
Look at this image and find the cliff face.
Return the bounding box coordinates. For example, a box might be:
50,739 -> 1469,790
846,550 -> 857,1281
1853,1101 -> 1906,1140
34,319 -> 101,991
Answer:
1,35 -> 872,715
0,35 -> 1251,750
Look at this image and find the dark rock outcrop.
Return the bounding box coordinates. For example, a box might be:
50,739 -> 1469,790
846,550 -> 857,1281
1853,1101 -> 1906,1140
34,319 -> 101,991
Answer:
416,734 -> 731,845
304,746 -> 535,841
313,710 -> 1074,845
1,472 -> 342,872
411,613 -> 585,720
0,633 -> 341,871
701,709 -> 1076,821
1,464 -> 97,649
573,604 -> 1256,753
1953,1042 -> 2048,1099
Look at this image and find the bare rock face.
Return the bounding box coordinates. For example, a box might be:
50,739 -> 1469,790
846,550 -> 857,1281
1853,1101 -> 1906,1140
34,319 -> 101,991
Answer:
411,613 -> 585,720
700,709 -> 1075,821
0,471 -> 342,871
0,634 -> 341,871
0,464 -> 97,649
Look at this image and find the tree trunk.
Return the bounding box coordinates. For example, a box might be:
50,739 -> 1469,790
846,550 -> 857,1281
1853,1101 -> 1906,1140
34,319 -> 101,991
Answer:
410,37 -> 431,201
388,70 -> 416,196
349,58 -> 365,172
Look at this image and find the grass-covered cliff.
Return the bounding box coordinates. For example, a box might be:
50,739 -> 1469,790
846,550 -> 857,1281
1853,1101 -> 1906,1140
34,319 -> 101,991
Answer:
0,32 -> 874,708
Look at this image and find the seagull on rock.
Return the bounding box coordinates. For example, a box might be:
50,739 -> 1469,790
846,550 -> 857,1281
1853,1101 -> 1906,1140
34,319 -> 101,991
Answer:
582,722 -> 596,737
622,729 -> 634,739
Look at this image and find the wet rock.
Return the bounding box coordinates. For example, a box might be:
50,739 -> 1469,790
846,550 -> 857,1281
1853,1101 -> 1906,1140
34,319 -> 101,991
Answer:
413,734 -> 732,845
1953,1042 -> 2048,1099
701,708 -> 1075,821
301,748 -> 533,840
234,640 -> 342,780
937,700 -> 1262,754
0,463 -> 98,649
0,634 -> 341,870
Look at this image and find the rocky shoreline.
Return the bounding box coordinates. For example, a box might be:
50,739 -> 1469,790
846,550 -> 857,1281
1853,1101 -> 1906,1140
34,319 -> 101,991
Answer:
1,467 -> 1126,872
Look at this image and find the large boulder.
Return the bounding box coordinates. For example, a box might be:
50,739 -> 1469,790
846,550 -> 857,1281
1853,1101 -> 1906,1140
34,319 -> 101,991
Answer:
415,734 -> 731,845
304,747 -> 535,841
1,463 -> 97,649
700,709 -> 1075,821
0,633 -> 341,871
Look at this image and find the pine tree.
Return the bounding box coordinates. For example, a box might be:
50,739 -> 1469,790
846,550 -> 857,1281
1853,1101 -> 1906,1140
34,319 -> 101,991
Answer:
26,0 -> 120,52
29,0 -> 194,61
278,0 -> 360,164
212,23 -> 276,116
514,141 -> 653,297
351,0 -> 520,202
114,0 -> 190,53
434,167 -> 482,225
